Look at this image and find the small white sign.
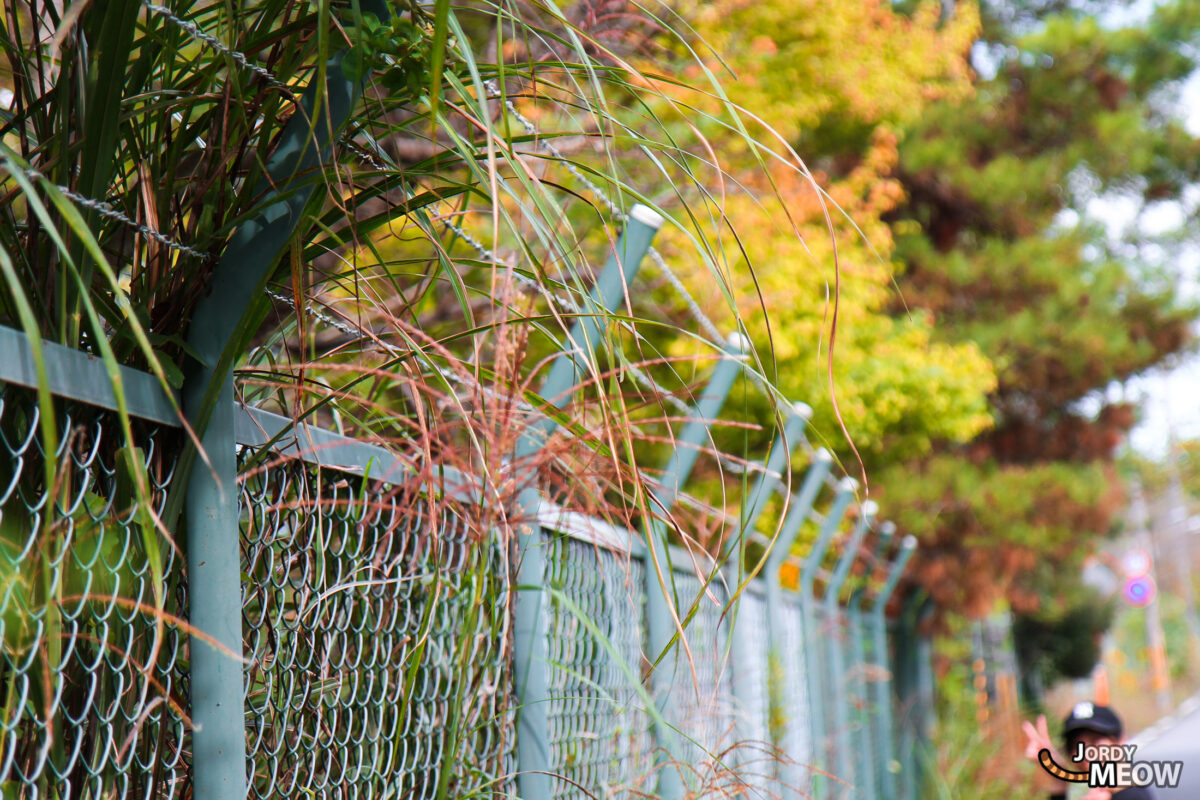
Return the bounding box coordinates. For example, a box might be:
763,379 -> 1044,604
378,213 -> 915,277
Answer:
1121,548 -> 1152,578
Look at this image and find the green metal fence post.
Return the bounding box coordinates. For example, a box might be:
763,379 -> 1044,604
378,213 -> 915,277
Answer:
534,209 -> 667,412
822,501 -> 874,800
725,405 -> 810,792
893,596 -> 914,800
183,379 -> 244,799
175,0 -> 392,491
512,206 -> 663,800
655,331 -> 750,509
799,477 -> 857,800
913,598 -> 936,800
894,590 -> 929,800
848,520 -> 892,800
871,534 -> 916,800
765,448 -> 833,797
645,331 -> 747,800
847,590 -> 871,799
858,520 -> 889,797
179,8 -> 389,795
729,403 -> 813,557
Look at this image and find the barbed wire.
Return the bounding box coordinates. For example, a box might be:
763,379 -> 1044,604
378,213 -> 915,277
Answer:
262,288 -> 545,420
16,167 -> 210,261
341,137 -> 594,319
141,1 -> 287,90
4,1 -> 293,264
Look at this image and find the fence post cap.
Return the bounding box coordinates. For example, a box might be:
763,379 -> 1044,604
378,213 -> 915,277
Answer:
629,204 -> 665,229
791,401 -> 813,420
726,330 -> 751,352
861,499 -> 879,518
901,534 -> 918,550
813,447 -> 833,463
838,476 -> 859,493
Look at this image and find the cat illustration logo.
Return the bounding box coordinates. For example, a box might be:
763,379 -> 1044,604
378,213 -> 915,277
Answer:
1037,749 -> 1089,783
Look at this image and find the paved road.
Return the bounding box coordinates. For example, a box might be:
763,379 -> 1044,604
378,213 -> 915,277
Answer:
1134,697 -> 1200,798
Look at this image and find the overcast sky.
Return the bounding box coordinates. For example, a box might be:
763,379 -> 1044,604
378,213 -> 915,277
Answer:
1121,73 -> 1200,459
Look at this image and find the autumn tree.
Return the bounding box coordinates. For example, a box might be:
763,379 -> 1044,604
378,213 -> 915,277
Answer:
629,0 -> 1200,664
874,0 -> 1200,638
639,0 -> 996,476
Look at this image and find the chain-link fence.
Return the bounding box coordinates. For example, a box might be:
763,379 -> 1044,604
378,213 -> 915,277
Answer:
777,591 -> 814,793
239,451 -> 513,798
0,384 -> 188,799
542,532 -> 652,798
0,321 -> 934,800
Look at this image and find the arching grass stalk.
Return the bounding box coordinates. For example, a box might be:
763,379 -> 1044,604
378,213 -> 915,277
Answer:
0,0 -> 848,796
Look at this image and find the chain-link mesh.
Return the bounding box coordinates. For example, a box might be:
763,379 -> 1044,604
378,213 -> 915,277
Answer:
820,603 -> 856,796
0,369 -> 914,800
779,592 -> 813,794
542,533 -> 653,798
663,568 -> 736,784
730,584 -> 776,795
0,384 -> 188,798
239,451 -> 514,798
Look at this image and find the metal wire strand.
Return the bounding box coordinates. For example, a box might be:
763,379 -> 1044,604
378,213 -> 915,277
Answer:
12,166 -> 210,261
141,1 -> 287,89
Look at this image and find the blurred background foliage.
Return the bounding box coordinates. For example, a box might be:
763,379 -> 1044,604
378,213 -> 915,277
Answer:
569,0 -> 1200,663
877,0 -> 1200,632
631,0 -> 1200,637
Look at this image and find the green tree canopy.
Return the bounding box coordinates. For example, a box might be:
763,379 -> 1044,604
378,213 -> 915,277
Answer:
877,0 -> 1200,626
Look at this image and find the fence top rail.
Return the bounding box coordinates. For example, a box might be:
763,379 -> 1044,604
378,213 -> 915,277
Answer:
0,323 -> 486,497
537,499 -> 750,596
535,498 -> 650,558
235,403 -> 481,499
0,323 -> 181,426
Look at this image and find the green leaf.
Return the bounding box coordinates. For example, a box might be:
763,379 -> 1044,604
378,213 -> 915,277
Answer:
427,0 -> 451,118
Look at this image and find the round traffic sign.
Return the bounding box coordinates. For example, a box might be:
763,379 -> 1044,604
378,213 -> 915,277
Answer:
1122,575 -> 1157,608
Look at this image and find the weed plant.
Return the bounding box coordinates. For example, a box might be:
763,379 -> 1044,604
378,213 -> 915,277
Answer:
0,0 -> 838,796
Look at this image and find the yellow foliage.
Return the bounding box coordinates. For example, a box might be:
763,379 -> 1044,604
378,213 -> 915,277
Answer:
683,0 -> 980,141
642,1 -> 993,459
496,1 -> 994,460
656,125 -> 995,457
